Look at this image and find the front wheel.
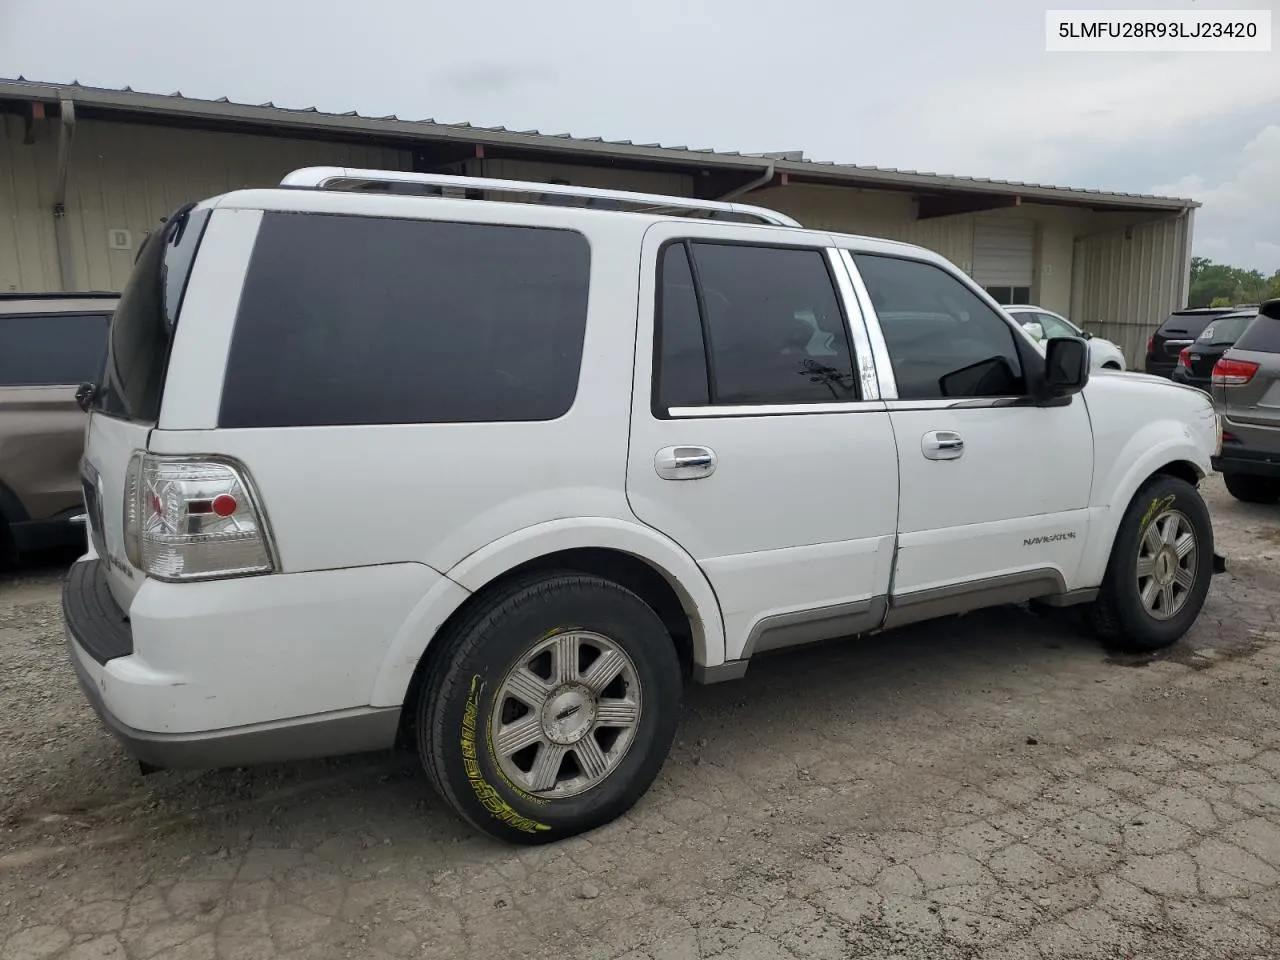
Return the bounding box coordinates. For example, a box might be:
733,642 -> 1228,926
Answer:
1085,476 -> 1214,652
418,573 -> 683,844
1223,472 -> 1280,504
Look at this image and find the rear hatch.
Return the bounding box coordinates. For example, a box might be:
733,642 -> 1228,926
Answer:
81,203 -> 212,610
1213,304 -> 1280,432
1187,312 -> 1257,380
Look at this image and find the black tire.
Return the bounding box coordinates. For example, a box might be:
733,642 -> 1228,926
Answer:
418,572 -> 682,844
1222,472 -> 1280,504
1085,475 -> 1214,652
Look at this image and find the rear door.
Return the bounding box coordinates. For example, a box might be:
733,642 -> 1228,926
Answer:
626,223 -> 900,662
0,310 -> 109,522
81,204 -> 212,608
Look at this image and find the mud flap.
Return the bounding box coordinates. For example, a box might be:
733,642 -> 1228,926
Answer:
1213,552 -> 1227,575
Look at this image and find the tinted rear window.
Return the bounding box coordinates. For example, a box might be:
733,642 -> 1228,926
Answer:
93,205 -> 212,422
0,313 -> 110,386
1197,315 -> 1255,344
1157,312 -> 1228,337
1233,315 -> 1280,354
218,212 -> 592,428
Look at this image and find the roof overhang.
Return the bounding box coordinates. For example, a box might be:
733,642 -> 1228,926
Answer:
0,78 -> 1199,215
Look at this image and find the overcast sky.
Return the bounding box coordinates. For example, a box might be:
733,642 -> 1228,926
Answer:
1,0 -> 1277,271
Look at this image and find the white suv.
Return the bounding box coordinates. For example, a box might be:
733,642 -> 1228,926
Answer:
64,168 -> 1221,844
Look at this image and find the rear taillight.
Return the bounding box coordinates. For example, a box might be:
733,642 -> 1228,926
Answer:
123,453 -> 275,581
1146,334 -> 1155,357
1177,348 -> 1190,369
1211,358 -> 1259,386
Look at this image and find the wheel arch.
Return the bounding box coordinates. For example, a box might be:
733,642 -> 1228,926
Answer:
1078,432 -> 1210,586
371,518 -> 726,714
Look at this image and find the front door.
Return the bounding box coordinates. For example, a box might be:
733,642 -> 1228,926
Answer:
845,250 -> 1094,603
626,223 -> 900,662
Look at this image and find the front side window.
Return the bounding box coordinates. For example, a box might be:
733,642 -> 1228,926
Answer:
220,212 -> 592,428
653,240 -> 858,412
855,254 -> 1026,401
0,313 -> 110,386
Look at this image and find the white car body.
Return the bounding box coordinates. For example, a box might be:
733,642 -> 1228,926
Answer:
1005,304 -> 1128,372
64,169 -> 1217,781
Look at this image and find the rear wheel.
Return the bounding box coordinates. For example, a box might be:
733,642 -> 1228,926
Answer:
1085,476 -> 1214,652
418,572 -> 682,844
1222,472 -> 1280,504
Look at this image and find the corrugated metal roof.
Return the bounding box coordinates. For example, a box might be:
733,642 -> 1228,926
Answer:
0,77 -> 1198,211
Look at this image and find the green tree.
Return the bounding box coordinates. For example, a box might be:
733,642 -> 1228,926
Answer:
1187,257 -> 1280,307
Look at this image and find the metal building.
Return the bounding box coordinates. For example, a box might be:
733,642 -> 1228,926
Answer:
0,78 -> 1197,366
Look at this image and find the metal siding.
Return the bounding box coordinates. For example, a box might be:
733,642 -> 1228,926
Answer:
1073,214 -> 1187,367
0,115 -> 61,292
971,217 -> 1036,287
479,158 -> 693,197
58,121 -> 411,293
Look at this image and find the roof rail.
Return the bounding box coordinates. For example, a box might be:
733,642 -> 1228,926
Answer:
278,167 -> 802,228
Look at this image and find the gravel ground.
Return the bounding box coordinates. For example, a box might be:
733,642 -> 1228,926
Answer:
1,474 -> 1279,960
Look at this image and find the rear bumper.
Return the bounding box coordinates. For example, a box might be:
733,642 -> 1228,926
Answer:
60,556 -> 433,769
1144,360 -> 1176,379
1212,446 -> 1280,478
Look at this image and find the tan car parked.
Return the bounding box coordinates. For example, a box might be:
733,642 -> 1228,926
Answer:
0,292 -> 117,564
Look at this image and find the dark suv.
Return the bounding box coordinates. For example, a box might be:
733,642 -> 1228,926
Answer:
1212,299 -> 1280,503
1146,306 -> 1247,379
1172,309 -> 1259,392
0,292 -> 116,563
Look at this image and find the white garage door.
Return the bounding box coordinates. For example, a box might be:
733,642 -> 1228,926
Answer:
972,218 -> 1035,304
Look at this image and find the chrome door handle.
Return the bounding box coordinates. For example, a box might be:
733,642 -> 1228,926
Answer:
655,445 -> 717,480
922,430 -> 964,460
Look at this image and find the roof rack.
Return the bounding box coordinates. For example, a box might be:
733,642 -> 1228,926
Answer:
278,167 -> 802,228
0,291 -> 119,301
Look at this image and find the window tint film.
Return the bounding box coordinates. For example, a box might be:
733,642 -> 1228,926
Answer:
0,313 -> 110,386
220,212 -> 592,428
655,243 -> 709,409
855,254 -> 1025,400
1234,315 -> 1280,353
684,242 -> 857,405
94,205 -> 212,422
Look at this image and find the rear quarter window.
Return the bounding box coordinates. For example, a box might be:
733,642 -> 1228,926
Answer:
218,212 -> 592,428
1233,315 -> 1280,353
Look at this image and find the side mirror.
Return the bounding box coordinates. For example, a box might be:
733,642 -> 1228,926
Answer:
1042,337 -> 1089,399
1020,321 -> 1044,341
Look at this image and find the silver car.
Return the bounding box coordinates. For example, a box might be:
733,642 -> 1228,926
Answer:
1211,298 -> 1280,503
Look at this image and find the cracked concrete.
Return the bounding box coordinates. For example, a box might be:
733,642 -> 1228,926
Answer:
2,475 -> 1280,959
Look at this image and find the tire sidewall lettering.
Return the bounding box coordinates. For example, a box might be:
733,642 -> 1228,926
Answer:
460,674 -> 552,835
